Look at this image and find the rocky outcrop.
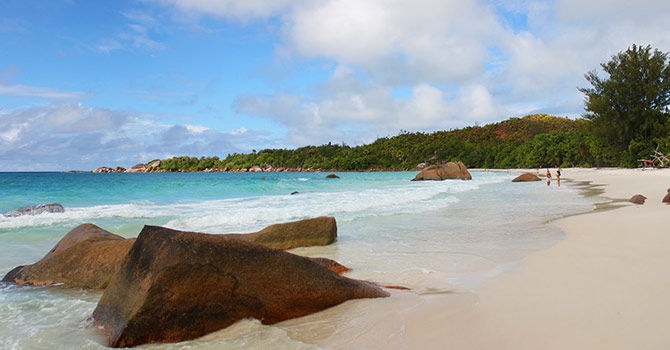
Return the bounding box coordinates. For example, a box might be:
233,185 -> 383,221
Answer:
629,194 -> 647,205
228,216 -> 337,250
1,224 -> 134,288
92,225 -> 388,348
326,174 -> 340,179
3,203 -> 65,217
663,189 -> 670,204
512,173 -> 542,182
2,218 -> 341,289
411,162 -> 472,181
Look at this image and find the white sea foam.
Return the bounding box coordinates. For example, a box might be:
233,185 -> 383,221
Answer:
0,175 -> 501,231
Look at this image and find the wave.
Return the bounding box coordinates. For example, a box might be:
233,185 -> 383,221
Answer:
0,176 -> 504,232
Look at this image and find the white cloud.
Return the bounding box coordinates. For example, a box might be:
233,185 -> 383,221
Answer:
153,0 -> 298,21
0,103 -> 271,171
0,84 -> 90,99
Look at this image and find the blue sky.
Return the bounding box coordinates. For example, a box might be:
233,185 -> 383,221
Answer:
1,0 -> 669,171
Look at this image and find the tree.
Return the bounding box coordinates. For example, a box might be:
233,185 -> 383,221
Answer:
580,44 -> 670,166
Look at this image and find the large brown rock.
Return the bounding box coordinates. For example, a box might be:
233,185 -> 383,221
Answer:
512,173 -> 542,182
92,225 -> 388,348
2,218 -> 342,289
411,161 -> 472,181
229,216 -> 337,250
1,224 -> 135,289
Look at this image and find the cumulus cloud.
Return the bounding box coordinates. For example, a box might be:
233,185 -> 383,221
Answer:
0,103 -> 268,171
234,64 -> 505,146
159,0 -> 669,143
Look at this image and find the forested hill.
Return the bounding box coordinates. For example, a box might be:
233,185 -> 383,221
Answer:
159,114 -> 613,171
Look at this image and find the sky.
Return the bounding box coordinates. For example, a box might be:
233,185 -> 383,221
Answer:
1,0 -> 669,171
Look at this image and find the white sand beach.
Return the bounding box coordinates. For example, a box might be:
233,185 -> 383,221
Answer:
298,168 -> 670,350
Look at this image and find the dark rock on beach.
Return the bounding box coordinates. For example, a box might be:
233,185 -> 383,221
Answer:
412,161 -> 472,181
2,218 -> 341,289
92,225 -> 388,348
663,188 -> 670,204
629,194 -> 647,205
229,216 -> 337,250
3,203 -> 65,217
1,224 -> 134,288
512,173 -> 542,182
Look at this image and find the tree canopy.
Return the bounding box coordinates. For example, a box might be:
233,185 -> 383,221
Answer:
580,44 -> 670,166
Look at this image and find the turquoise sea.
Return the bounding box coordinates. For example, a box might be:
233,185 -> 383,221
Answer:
0,171 -> 596,349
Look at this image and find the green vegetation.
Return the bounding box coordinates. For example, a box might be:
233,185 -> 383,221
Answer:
159,45 -> 669,172
160,115 -> 603,171
580,44 -> 670,166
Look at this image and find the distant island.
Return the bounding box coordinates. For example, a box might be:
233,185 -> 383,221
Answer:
87,114 -> 620,173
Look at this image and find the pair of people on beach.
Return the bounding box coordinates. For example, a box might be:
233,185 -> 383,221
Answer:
545,168 -> 561,186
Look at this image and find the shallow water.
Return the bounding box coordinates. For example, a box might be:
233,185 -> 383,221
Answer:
0,171 -> 596,349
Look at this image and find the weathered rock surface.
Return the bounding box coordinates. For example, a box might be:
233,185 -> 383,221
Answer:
2,218 -> 341,289
92,225 -> 388,348
228,216 -> 337,250
629,194 -> 647,205
411,162 -> 472,181
3,203 -> 65,217
663,188 -> 670,204
512,173 -> 542,182
326,174 -> 340,179
1,224 -> 134,288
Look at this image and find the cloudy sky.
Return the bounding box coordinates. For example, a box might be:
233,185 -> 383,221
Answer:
1,0 -> 669,171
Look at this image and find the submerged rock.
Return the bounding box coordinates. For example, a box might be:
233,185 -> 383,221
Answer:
1,224 -> 134,289
3,203 -> 65,217
92,225 -> 388,348
411,162 -> 472,181
512,173 -> 542,182
325,174 -> 340,179
629,194 -> 647,205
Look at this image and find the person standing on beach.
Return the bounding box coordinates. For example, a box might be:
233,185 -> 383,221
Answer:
546,168 -> 551,186
556,168 -> 561,187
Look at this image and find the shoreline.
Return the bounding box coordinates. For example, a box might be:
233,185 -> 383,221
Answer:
293,167 -> 670,349
412,168 -> 670,349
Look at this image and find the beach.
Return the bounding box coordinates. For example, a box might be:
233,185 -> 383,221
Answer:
299,168 -> 669,349
1,168 -> 668,349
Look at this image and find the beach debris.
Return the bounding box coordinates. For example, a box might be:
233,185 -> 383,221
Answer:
2,217 -> 342,289
663,188 -> 670,204
629,194 -> 647,205
412,161 -> 472,181
512,173 -> 542,182
3,203 -> 65,217
92,225 -> 388,348
326,173 -> 340,179
1,223 -> 133,289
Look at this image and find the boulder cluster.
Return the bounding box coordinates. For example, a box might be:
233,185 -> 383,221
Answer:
2,217 -> 388,348
412,161 -> 472,181
93,160 -> 163,173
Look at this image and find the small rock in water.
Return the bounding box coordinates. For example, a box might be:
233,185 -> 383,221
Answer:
629,194 -> 646,205
290,191 -> 299,195
3,203 -> 65,217
325,174 -> 340,179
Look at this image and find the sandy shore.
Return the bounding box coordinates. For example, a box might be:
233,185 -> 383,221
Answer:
287,168 -> 669,349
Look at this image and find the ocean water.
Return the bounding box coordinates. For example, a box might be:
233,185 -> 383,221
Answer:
0,171 -> 596,349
